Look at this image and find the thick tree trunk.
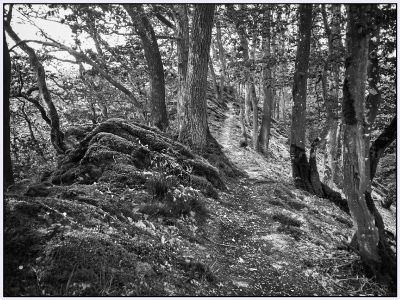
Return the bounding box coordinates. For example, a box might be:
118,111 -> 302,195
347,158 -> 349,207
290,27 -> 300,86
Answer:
290,4 -> 314,191
4,31 -> 14,188
124,4 -> 168,130
342,5 -> 395,287
179,4 -> 215,153
174,4 -> 189,132
5,24 -> 67,155
257,8 -> 273,154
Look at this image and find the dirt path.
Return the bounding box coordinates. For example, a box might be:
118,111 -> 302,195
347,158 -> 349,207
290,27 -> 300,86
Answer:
196,102 -> 391,296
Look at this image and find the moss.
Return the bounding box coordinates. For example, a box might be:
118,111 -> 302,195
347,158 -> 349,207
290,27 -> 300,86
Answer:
190,175 -> 218,199
286,200 -> 307,211
277,225 -> 302,241
39,230 -> 139,295
272,213 -> 302,227
268,199 -> 285,207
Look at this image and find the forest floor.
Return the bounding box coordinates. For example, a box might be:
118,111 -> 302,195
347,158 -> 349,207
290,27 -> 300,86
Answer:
196,101 -> 396,296
4,97 -> 396,296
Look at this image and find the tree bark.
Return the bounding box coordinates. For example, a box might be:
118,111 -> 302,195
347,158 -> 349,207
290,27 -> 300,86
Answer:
370,116 -> 396,183
5,23 -> 67,155
4,31 -> 14,188
124,4 -> 168,130
251,79 -> 259,150
173,4 -> 189,132
321,4 -> 343,189
342,4 -> 394,285
179,4 -> 215,153
290,4 -> 315,192
257,8 -> 273,154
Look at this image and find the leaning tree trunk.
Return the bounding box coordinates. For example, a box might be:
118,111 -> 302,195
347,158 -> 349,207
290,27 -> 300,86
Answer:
257,8 -> 273,154
342,4 -> 395,287
179,4 -> 215,153
5,24 -> 67,155
124,4 -> 168,130
174,4 -> 189,132
290,4 -> 316,193
4,31 -> 14,188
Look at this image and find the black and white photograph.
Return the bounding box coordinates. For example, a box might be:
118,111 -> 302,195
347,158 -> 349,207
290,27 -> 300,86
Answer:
2,3 -> 397,296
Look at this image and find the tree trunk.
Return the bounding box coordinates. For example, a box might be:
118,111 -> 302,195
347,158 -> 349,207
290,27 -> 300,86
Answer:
251,81 -> 259,150
244,83 -> 252,125
208,55 -> 220,101
174,4 -> 189,132
257,8 -> 273,154
4,31 -> 14,188
342,4 -> 394,286
5,23 -> 67,155
234,85 -> 248,147
290,4 -> 315,192
179,4 -> 215,153
215,19 -> 226,99
321,4 -> 343,189
369,116 -> 396,181
124,4 -> 168,130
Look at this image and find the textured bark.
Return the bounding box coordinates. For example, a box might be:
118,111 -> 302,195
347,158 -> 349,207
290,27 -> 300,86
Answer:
124,4 -> 168,130
321,4 -> 343,188
244,83 -> 252,125
251,82 -> 259,150
4,31 -> 14,188
342,5 -> 394,285
173,4 -> 189,132
290,4 -> 313,191
257,8 -> 273,154
179,4 -> 215,153
370,116 -> 396,182
5,24 -> 67,155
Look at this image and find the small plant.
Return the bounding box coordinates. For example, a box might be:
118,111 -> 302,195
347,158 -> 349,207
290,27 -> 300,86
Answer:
145,175 -> 170,200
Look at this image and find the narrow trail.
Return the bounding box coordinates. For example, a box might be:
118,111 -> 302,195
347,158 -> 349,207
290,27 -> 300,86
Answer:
215,102 -> 292,182
198,101 -> 380,296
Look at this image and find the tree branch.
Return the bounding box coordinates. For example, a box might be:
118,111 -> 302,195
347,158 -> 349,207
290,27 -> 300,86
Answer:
12,38 -> 144,111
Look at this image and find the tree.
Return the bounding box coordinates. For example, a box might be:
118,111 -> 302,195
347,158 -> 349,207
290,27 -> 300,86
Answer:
179,4 -> 215,153
172,4 -> 189,132
227,4 -> 258,149
4,5 -> 67,155
124,4 -> 168,130
290,4 -> 316,193
257,7 -> 273,154
4,29 -> 14,188
320,4 -> 344,188
215,16 -> 227,100
342,4 -> 395,286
